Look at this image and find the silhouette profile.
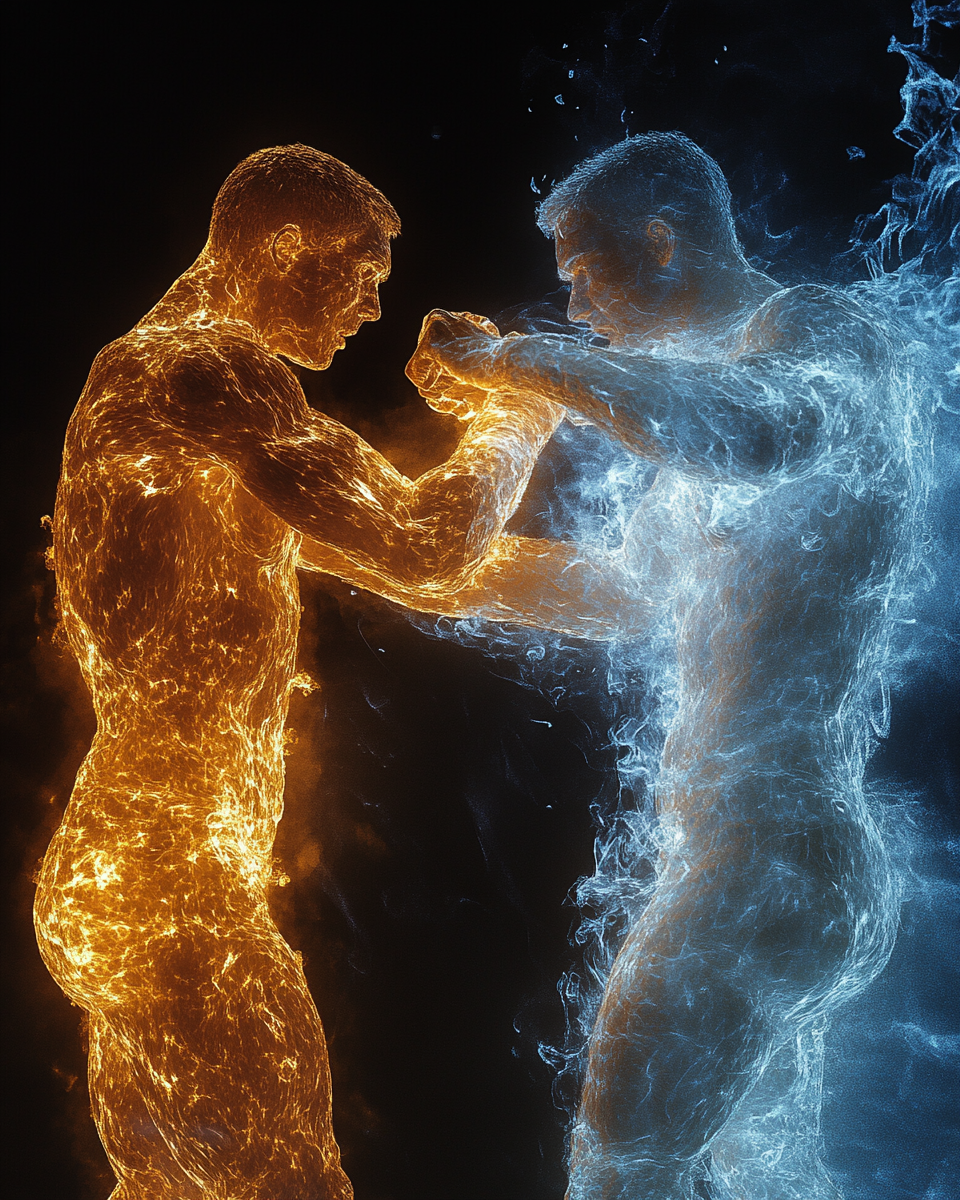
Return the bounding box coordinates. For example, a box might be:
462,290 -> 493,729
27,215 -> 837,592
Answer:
403,133 -> 910,1199
34,144 -> 559,1199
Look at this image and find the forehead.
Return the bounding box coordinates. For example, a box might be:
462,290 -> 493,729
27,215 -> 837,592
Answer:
346,223 -> 392,275
554,206 -> 622,266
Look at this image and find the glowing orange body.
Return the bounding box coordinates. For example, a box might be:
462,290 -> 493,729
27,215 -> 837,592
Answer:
36,340 -> 350,1199
32,145 -> 562,1199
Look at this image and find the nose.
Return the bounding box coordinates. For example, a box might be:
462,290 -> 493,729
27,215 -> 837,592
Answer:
358,284 -> 381,323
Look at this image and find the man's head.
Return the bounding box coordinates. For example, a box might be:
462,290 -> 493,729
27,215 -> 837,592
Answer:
209,145 -> 400,368
538,133 -> 744,341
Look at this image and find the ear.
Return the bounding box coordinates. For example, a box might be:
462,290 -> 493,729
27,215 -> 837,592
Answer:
646,219 -> 676,267
270,225 -> 303,273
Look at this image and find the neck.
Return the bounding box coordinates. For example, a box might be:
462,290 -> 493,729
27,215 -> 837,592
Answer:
137,250 -> 253,333
629,259 -> 778,345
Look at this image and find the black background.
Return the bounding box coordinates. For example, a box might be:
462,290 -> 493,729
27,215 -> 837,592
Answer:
4,3 -> 958,1198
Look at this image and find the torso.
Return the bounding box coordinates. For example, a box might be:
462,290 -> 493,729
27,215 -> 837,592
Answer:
623,285 -> 905,842
55,325 -> 303,840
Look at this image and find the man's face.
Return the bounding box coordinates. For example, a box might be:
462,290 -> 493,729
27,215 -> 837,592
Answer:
554,211 -> 664,344
261,224 -> 392,369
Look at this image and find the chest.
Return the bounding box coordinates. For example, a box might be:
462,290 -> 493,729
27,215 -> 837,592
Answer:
624,471 -> 893,614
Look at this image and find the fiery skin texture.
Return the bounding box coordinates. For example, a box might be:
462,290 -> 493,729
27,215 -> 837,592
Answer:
33,146 -> 560,1199
404,137 -> 917,1198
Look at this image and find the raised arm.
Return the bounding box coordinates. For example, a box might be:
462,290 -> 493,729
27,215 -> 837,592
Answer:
410,287 -> 884,481
148,326 -> 561,593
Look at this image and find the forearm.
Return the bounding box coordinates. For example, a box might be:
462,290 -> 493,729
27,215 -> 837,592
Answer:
299,535 -> 653,641
402,393 -> 562,586
254,392 -> 560,597
462,336 -> 823,478
441,536 -> 651,640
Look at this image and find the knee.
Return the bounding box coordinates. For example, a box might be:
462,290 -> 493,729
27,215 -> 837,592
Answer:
744,869 -> 897,1010
35,831 -> 200,1012
747,905 -> 852,995
34,858 -> 139,1010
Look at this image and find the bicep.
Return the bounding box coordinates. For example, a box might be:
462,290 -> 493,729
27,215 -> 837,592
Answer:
241,412 -> 416,565
153,342 -> 431,574
260,412 -> 508,590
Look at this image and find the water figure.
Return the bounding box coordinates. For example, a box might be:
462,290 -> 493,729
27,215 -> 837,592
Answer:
400,131 -> 915,1199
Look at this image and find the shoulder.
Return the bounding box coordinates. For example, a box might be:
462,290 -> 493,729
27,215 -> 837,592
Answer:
83,321 -> 297,398
741,284 -> 890,373
151,322 -> 302,418
69,322 -> 309,463
129,321 -> 309,447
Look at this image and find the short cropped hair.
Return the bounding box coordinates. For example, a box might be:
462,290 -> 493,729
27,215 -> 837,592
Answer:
209,144 -> 400,257
538,132 -> 740,258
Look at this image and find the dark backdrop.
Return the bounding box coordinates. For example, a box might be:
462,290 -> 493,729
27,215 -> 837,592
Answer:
4,3 -> 957,1198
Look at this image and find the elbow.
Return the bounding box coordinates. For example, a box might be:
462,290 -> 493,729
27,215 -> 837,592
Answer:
403,484 -> 498,592
391,538 -> 483,597
423,548 -> 486,595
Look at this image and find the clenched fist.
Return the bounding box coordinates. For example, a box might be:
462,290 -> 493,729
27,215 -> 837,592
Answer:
405,308 -> 506,419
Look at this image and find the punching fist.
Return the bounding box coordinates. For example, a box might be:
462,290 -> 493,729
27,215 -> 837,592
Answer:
406,309 -> 505,419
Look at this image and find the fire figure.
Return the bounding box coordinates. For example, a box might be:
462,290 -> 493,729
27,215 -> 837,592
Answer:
33,145 -> 559,1199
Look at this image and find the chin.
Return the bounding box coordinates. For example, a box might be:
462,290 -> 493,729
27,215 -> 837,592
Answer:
317,337 -> 348,369
284,345 -> 334,371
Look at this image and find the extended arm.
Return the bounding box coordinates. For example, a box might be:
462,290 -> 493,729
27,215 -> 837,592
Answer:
410,287 -> 880,481
490,336 -> 823,478
298,532 -> 655,641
